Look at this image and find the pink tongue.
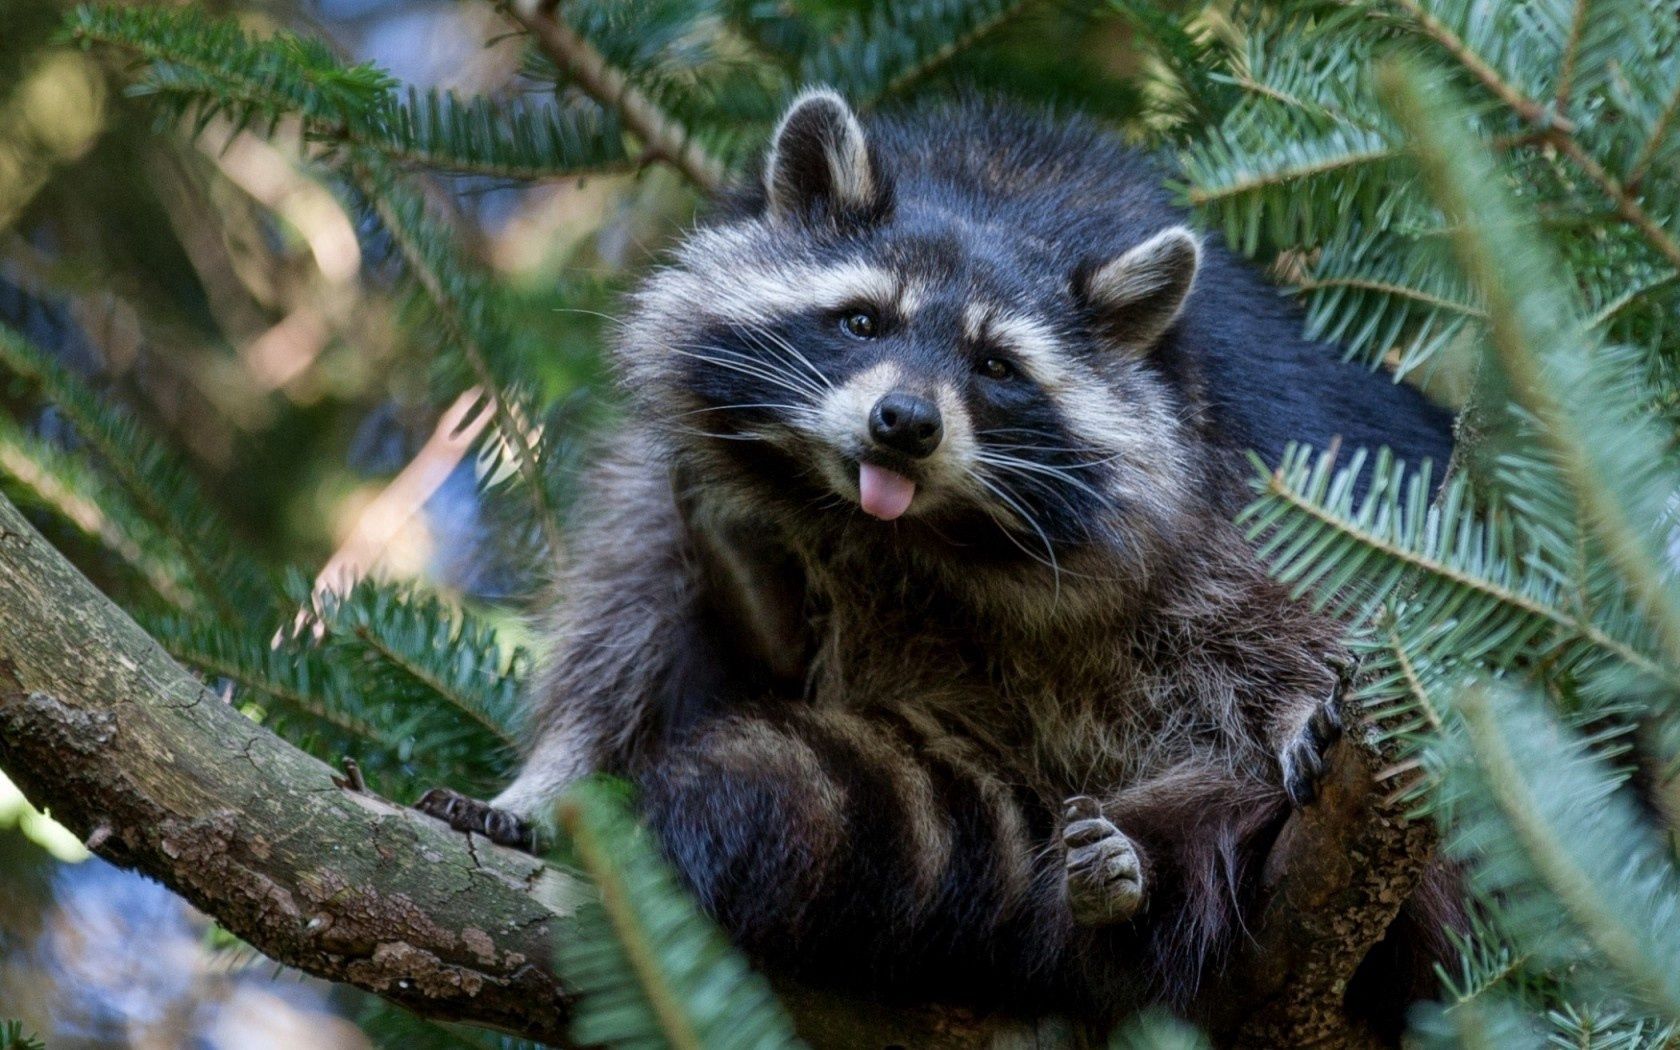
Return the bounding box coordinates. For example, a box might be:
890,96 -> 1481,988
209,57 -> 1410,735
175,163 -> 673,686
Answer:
859,462 -> 916,521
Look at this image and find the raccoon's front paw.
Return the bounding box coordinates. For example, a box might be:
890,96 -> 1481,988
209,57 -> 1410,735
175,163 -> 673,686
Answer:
1281,693 -> 1346,808
415,787 -> 534,851
1062,796 -> 1146,926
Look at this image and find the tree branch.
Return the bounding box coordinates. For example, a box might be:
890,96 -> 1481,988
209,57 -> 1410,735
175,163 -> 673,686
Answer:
1216,735 -> 1437,1048
506,0 -> 728,193
0,492 -> 577,1042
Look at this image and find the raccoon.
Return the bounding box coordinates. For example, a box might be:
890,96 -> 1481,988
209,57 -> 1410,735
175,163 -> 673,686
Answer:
419,91 -> 1457,1024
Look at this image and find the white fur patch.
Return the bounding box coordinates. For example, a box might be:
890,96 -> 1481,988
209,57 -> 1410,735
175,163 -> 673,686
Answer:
1086,226 -> 1202,349
650,234 -> 915,328
493,729 -> 590,817
814,361 -> 901,455
1089,227 -> 1199,301
932,383 -> 978,481
966,303 -> 1073,390
963,299 -> 1194,526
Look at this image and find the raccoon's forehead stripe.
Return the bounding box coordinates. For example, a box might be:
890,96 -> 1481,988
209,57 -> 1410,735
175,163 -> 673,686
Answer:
667,251 -> 917,325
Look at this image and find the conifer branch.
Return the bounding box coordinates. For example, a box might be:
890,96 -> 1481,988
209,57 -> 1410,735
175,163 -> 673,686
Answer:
1628,79 -> 1680,188
506,1 -> 728,192
0,422 -> 195,613
1453,685 -> 1680,1017
1292,274 -> 1487,320
1554,0 -> 1589,110
1226,73 -> 1346,124
559,795 -> 713,1050
1437,916 -> 1530,1009
164,639 -> 390,750
347,624 -> 519,752
795,0 -> 1056,111
1587,268 -> 1679,329
1183,143 -> 1399,207
0,325 -> 265,625
1384,60 -> 1680,664
868,0 -> 1042,106
1548,137 -> 1680,270
67,6 -> 632,181
1372,612 -> 1449,746
1254,462 -> 1673,687
1375,0 -> 1575,134
1367,0 -> 1680,271
357,172 -> 567,559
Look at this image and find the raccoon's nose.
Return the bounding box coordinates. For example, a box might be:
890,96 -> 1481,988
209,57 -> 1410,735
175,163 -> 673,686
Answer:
869,393 -> 943,458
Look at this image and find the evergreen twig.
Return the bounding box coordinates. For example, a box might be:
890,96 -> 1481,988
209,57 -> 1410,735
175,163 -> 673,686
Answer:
507,1 -> 728,191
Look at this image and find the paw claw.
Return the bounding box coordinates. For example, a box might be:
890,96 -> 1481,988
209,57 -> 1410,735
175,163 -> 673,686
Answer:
1060,799 -> 1145,927
1282,691 -> 1347,808
415,788 -> 535,851
1063,795 -> 1101,823
1063,817 -> 1113,848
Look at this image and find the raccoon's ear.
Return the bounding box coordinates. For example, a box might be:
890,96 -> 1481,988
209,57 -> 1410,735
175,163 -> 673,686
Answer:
764,89 -> 881,223
1080,226 -> 1201,351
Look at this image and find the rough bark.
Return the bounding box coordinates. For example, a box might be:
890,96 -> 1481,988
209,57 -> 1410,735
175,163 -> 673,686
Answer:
1215,740 -> 1437,1048
0,494 -> 576,1041
0,490 -> 1429,1046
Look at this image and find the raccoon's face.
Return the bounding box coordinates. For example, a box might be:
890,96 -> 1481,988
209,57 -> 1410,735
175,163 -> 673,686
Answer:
625,91 -> 1203,565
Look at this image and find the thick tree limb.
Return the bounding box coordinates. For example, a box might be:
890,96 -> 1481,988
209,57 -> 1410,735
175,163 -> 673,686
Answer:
0,493 -> 577,1041
0,490 -> 1429,1046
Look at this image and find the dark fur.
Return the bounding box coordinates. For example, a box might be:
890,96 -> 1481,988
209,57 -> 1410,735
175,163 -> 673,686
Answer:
423,96 -> 1457,1027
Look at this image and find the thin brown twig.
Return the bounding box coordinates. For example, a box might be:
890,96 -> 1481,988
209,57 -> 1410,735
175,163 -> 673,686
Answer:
352,171 -> 567,559
1382,0 -> 1575,133
1375,0 -> 1680,271
506,1 -> 727,193
1548,134 -> 1680,270
1554,0 -> 1589,111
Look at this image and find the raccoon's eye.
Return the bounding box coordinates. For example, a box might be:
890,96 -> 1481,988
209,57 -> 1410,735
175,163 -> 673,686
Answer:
980,357 -> 1016,381
840,309 -> 879,340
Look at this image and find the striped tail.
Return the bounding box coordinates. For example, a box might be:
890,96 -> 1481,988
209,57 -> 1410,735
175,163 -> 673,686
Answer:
638,706 -> 1294,1019
637,705 -> 1089,1010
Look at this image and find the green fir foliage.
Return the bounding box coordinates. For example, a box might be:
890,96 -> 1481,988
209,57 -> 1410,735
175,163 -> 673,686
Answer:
0,1022 -> 44,1050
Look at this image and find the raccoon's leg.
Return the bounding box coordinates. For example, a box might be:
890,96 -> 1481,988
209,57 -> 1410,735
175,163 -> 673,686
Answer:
636,706 -> 1079,1004
1083,762 -> 1286,1008
416,440 -> 808,849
